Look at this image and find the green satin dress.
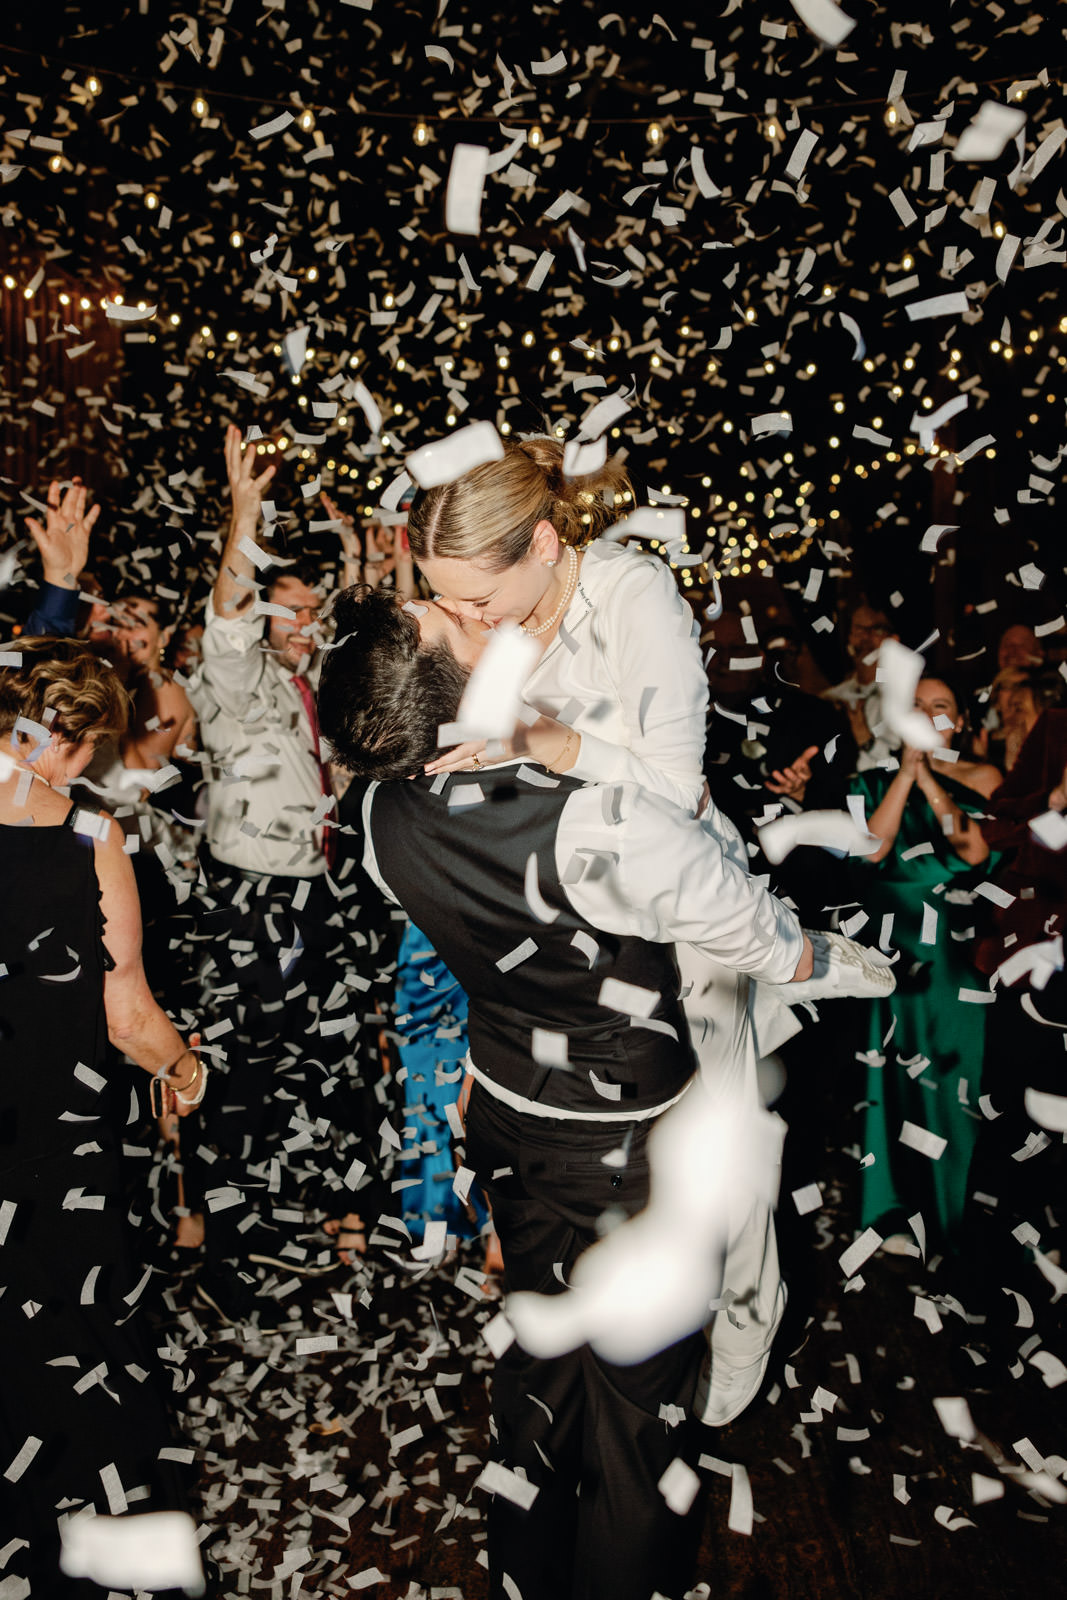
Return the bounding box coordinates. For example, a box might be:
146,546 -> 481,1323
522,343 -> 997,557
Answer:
850,768 -> 998,1249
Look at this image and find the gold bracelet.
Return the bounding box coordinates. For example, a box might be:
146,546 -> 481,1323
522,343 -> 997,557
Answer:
550,728 -> 578,772
166,1046 -> 200,1095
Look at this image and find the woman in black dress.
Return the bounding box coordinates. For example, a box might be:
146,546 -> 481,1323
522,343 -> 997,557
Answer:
0,639 -> 204,1594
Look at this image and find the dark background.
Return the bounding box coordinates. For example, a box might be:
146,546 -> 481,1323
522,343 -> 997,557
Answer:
2,0 -> 1066,682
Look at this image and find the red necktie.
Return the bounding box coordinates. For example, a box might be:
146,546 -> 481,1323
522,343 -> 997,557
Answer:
291,673 -> 337,870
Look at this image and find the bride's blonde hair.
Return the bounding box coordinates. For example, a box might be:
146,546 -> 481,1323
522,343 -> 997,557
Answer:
408,435 -> 632,573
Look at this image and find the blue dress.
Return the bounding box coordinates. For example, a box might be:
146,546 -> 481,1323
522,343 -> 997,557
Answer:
394,922 -> 487,1241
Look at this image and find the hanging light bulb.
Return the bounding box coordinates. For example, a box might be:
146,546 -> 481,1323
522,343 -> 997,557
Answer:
307,266 -> 319,282
230,230 -> 243,248
648,122 -> 663,146
529,125 -> 543,148
414,120 -> 429,146
145,192 -> 159,210
87,76 -> 101,95
300,110 -> 315,132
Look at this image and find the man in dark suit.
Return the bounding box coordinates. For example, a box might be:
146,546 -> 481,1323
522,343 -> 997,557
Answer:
319,588 -> 814,1600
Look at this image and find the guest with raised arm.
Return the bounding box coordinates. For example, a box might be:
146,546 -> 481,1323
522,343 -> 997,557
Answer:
179,426 -> 386,1322
21,477 -> 98,638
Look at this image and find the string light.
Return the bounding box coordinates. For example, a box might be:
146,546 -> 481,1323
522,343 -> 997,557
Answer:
2,275 -> 15,290
145,192 -> 159,210
307,266 -> 318,281
299,111 -> 315,132
230,230 -> 243,248
87,76 -> 101,95
648,122 -> 663,145
192,96 -> 208,118
414,120 -> 429,146
529,125 -> 543,148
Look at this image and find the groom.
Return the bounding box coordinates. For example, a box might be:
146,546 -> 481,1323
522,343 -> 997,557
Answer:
319,588 -> 814,1600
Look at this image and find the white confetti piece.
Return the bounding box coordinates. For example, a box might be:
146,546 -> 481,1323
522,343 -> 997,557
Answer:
919,523 -> 958,553
1024,1089 -> 1067,1132
727,1461 -> 754,1534
597,977 -> 658,1018
60,1513 -> 202,1591
482,1310 -> 516,1358
792,1183 -> 823,1216
496,938 -> 538,973
4,1436 -> 42,1482
103,301 -> 157,322
952,101 -> 1026,163
658,1457 -> 700,1515
439,622 -> 539,745
759,808 -> 879,864
877,638 -> 941,752
904,291 -> 969,322
523,852 -> 559,924
972,1473 -> 1004,1505
914,1296 -> 943,1333
408,419 -> 505,489
249,110 -> 295,141
475,1460 -> 540,1509
445,143 -> 490,235
531,1028 -> 569,1068
295,1335 -> 339,1355
751,410 -> 793,437
899,1121 -> 947,1161
839,1228 -> 882,1279
933,1396 -> 976,1441
790,0 -> 855,46
1030,810 -> 1067,851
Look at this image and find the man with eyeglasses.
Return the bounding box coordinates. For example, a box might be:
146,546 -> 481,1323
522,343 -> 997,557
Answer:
823,600 -> 901,772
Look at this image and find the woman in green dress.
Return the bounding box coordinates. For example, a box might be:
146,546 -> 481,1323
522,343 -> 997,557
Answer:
850,679 -> 1001,1252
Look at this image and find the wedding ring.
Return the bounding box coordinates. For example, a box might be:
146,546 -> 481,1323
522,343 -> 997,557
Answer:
471,755 -> 482,771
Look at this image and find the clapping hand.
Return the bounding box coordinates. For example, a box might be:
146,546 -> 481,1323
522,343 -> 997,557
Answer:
24,478 -> 99,590
765,744 -> 819,803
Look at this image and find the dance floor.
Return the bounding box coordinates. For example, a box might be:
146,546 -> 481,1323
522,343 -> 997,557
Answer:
155,1072 -> 1065,1600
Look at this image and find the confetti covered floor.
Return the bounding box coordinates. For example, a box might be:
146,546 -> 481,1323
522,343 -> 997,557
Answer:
149,1062 -> 1065,1600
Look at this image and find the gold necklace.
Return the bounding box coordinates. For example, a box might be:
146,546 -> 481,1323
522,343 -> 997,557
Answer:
521,545 -> 578,638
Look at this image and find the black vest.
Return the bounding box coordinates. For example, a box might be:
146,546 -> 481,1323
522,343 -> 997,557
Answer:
371,765 -> 695,1114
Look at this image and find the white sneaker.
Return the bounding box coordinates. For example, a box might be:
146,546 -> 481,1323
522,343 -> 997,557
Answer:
783,930 -> 896,1006
696,1281 -> 787,1427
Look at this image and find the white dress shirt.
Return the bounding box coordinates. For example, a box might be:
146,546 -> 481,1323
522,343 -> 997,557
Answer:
523,540 -> 709,815
362,769 -> 804,1118
186,597 -> 327,877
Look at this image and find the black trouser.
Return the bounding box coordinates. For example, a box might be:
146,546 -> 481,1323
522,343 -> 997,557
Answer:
962,969 -> 1066,1319
464,1083 -> 705,1600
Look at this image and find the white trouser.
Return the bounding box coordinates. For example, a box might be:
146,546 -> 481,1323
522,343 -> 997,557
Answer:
676,951 -> 790,1419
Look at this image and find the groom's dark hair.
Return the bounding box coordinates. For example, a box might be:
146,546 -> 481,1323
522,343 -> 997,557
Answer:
317,586 -> 469,779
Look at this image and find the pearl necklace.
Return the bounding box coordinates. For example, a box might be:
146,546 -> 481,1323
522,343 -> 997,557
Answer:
522,544 -> 579,637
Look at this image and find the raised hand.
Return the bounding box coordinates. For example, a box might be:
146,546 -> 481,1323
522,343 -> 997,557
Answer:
224,423 -> 275,525
765,744 -> 819,803
320,491 -> 361,557
24,478 -> 99,589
